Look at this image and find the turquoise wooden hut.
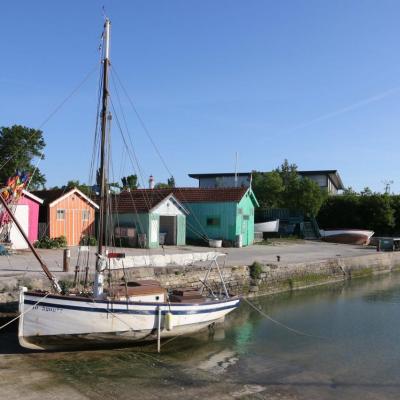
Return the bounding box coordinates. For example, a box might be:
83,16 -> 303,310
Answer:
172,187 -> 259,246
112,190 -> 188,249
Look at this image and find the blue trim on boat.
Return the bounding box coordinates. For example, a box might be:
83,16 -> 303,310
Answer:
24,300 -> 239,315
25,291 -> 240,307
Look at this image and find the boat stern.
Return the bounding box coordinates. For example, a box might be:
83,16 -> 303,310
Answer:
17,287 -> 44,350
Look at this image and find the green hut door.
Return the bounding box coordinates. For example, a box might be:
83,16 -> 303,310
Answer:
241,216 -> 249,246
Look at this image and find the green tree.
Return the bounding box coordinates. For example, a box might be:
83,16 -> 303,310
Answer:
0,125 -> 46,189
50,180 -> 92,195
342,186 -> 357,195
121,174 -> 139,190
154,182 -> 170,189
359,194 -> 394,233
360,187 -> 373,196
167,176 -> 176,188
154,176 -> 176,189
253,159 -> 326,216
390,195 -> 400,233
275,159 -> 301,209
252,171 -> 284,208
276,159 -> 299,188
294,177 -> 328,216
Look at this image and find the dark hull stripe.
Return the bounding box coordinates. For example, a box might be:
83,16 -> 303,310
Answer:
25,291 -> 240,307
24,300 -> 239,315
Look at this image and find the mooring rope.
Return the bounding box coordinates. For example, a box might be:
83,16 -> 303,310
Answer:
243,297 -> 327,340
0,292 -> 50,331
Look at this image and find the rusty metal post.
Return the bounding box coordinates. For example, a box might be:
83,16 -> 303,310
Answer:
63,249 -> 70,272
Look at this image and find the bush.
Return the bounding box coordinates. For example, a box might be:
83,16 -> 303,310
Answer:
34,235 -> 67,249
80,235 -> 97,246
318,193 -> 395,235
249,261 -> 263,279
59,279 -> 75,294
54,235 -> 67,247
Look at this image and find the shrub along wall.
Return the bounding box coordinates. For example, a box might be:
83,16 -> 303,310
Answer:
317,194 -> 400,235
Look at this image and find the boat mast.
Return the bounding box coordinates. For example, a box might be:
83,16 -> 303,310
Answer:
95,18 -> 111,297
0,195 -> 61,293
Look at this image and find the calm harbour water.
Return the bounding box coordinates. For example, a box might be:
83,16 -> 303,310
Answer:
2,273 -> 400,399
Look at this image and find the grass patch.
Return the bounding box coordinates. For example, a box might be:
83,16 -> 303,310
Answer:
350,267 -> 374,278
249,261 -> 263,279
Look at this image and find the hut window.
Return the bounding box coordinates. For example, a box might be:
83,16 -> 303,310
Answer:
56,209 -> 66,220
82,210 -> 90,221
207,217 -> 220,227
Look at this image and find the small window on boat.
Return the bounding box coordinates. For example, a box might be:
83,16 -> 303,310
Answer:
207,217 -> 220,227
56,209 -> 66,220
82,209 -> 90,221
155,296 -> 160,300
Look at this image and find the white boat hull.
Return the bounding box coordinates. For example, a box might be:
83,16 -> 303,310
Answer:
254,220 -> 280,233
319,229 -> 374,245
18,290 -> 240,350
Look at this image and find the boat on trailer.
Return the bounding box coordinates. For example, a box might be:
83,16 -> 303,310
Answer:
2,18 -> 240,351
319,229 -> 374,245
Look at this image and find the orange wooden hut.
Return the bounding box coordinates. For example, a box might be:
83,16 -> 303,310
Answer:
33,188 -> 99,246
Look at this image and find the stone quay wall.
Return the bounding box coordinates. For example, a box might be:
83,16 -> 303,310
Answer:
122,251 -> 400,297
1,252 -> 400,316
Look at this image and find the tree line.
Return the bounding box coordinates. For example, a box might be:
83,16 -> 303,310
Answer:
317,188 -> 400,235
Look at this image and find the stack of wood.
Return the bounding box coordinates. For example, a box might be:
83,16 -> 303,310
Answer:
169,287 -> 205,303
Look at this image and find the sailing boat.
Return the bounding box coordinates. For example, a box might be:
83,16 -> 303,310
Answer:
2,18 -> 240,350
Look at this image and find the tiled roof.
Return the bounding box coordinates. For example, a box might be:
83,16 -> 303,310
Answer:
171,187 -> 248,203
32,188 -> 72,204
110,190 -> 173,213
33,188 -> 99,209
110,187 -> 249,214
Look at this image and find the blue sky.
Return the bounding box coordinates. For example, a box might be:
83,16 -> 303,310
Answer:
2,1 -> 400,192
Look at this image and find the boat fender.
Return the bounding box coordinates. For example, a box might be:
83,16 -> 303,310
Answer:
165,312 -> 174,331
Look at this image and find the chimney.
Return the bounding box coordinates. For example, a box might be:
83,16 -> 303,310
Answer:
149,175 -> 154,189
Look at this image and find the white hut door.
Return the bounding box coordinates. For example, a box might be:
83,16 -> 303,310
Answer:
9,205 -> 29,249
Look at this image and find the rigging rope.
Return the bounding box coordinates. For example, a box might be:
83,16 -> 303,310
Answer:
0,64 -> 99,172
242,297 -> 327,340
110,66 -> 210,241
0,292 -> 50,332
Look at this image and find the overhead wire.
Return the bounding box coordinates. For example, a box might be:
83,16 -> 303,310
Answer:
110,66 -> 210,241
0,64 -> 99,172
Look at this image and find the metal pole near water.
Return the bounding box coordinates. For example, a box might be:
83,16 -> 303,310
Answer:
157,306 -> 162,353
63,249 -> 70,272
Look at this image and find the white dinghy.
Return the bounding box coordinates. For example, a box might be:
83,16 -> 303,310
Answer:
254,220 -> 280,233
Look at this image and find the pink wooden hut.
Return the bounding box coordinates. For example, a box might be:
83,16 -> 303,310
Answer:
8,190 -> 43,249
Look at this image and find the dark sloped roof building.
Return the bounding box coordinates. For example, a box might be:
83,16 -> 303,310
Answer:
189,170 -> 344,194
